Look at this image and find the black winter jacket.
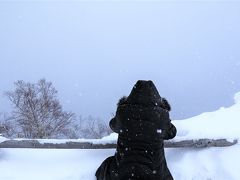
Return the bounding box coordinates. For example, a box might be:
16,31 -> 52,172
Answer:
96,80 -> 177,180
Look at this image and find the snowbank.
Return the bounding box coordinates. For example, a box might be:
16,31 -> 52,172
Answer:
0,133 -> 118,145
173,92 -> 240,141
37,133 -> 118,145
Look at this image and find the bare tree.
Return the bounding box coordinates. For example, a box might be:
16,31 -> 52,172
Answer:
74,115 -> 112,139
5,79 -> 74,139
0,113 -> 16,138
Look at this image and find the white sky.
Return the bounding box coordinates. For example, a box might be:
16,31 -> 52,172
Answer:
0,1 -> 240,121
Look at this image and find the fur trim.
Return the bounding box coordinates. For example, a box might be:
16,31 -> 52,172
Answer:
117,96 -> 127,106
160,98 -> 171,111
117,96 -> 171,111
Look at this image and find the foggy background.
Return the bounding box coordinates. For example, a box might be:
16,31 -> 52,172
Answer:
1,0 -> 240,122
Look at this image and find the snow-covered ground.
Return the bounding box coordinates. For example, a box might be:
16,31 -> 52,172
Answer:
172,91 -> 240,141
0,92 -> 240,180
0,145 -> 239,180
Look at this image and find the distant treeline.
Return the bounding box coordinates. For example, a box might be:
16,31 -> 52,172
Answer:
0,79 -> 112,139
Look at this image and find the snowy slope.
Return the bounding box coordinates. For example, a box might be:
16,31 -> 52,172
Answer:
173,92 -> 240,141
0,92 -> 240,180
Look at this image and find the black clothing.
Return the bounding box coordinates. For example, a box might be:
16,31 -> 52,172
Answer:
96,80 -> 177,180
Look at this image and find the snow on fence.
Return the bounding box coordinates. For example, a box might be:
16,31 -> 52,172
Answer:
0,138 -> 237,149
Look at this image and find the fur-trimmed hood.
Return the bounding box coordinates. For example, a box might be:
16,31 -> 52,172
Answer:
116,80 -> 171,111
110,80 -> 172,134
117,96 -> 171,112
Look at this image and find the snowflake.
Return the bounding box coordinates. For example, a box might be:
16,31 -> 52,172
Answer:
157,129 -> 162,133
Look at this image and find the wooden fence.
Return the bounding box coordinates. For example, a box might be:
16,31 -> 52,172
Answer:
0,139 -> 237,149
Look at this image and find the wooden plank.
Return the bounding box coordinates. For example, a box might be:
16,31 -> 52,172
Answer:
164,139 -> 238,148
0,139 -> 237,149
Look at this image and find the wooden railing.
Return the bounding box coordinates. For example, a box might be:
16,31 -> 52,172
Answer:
0,139 -> 237,149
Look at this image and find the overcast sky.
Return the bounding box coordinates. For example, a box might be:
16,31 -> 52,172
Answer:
0,0 -> 240,121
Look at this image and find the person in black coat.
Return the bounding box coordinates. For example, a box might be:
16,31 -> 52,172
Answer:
96,80 -> 177,180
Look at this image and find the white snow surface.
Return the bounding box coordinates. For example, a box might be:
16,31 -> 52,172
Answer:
173,92 -> 240,141
0,92 -> 240,180
0,145 -> 240,180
